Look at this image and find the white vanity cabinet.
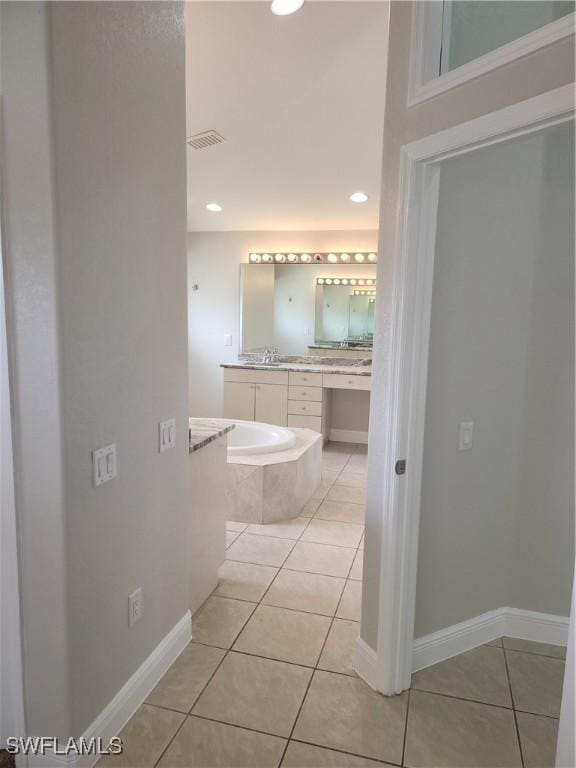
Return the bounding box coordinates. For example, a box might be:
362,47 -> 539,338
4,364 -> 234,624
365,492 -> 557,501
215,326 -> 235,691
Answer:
222,365 -> 371,437
223,368 -> 289,426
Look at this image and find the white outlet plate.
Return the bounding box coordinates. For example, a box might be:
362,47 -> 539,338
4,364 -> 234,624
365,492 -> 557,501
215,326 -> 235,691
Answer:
128,587 -> 143,627
224,334 -> 232,346
92,443 -> 117,487
458,421 -> 474,451
159,419 -> 176,453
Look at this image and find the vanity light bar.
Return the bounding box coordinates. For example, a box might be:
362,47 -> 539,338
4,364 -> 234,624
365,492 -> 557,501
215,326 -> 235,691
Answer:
318,278 -> 376,287
248,252 -> 377,264
353,289 -> 377,296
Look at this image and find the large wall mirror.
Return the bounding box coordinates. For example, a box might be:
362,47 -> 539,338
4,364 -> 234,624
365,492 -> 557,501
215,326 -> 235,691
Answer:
240,263 -> 377,355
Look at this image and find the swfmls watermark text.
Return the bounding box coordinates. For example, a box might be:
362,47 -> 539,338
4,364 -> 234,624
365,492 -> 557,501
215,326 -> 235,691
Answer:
6,737 -> 123,757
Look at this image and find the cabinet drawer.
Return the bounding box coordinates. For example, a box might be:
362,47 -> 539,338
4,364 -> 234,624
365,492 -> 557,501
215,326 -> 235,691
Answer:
288,385 -> 323,402
288,371 -> 323,388
322,373 -> 371,391
288,400 -> 322,417
223,367 -> 288,385
288,414 -> 322,432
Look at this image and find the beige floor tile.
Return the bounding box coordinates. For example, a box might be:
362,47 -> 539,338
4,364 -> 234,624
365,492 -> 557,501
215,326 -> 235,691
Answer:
245,519 -> 308,539
284,541 -> 356,578
411,645 -> 512,707
359,534 -> 364,550
348,550 -> 363,581
262,569 -> 345,616
233,604 -> 331,666
299,498 -> 322,518
192,596 -> 255,649
506,650 -> 565,717
353,444 -> 368,454
486,637 -> 504,647
334,472 -> 367,489
226,530 -> 241,548
318,619 -> 359,676
226,533 -> 295,567
516,712 -> 559,768
325,485 -> 366,505
345,455 -> 367,472
323,441 -> 356,454
322,456 -> 350,471
282,741 -> 388,767
404,690 -> 522,768
227,521 -> 248,533
503,636 -> 566,659
301,519 -> 363,548
322,469 -> 340,482
293,670 -> 407,764
193,651 -> 312,737
146,642 -> 225,712
336,580 -> 362,621
157,716 -> 286,768
214,560 -> 278,602
315,500 -> 365,525
99,704 -> 184,767
311,477 -> 336,500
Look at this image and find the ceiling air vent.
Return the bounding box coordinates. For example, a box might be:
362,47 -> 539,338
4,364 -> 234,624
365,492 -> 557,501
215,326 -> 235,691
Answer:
187,130 -> 226,150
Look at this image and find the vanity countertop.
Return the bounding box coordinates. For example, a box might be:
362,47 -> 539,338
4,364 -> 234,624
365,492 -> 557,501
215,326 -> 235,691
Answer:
221,361 -> 372,376
189,418 -> 235,453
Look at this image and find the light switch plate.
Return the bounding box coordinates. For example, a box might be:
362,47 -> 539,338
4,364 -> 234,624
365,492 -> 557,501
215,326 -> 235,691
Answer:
458,421 -> 474,451
92,443 -> 117,487
128,587 -> 143,627
224,334 -> 232,346
159,419 -> 176,453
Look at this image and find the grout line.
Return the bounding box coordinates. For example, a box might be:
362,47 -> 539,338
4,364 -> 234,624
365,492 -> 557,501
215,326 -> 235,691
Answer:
400,688 -> 411,767
287,737 -> 402,767
503,647 -> 567,662
503,647 -> 526,768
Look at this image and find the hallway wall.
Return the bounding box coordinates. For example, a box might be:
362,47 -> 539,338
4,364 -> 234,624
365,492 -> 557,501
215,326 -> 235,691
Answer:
1,1 -> 189,737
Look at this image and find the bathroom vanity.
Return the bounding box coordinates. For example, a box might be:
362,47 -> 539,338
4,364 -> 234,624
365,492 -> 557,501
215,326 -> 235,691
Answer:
188,418 -> 234,613
221,358 -> 371,438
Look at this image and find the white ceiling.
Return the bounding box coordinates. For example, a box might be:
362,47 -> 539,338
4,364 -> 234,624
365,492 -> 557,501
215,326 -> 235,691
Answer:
185,1 -> 388,232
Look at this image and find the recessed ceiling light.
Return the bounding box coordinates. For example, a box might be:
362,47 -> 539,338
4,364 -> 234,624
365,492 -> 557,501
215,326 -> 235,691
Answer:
350,192 -> 368,203
271,0 -> 304,15
206,202 -> 222,212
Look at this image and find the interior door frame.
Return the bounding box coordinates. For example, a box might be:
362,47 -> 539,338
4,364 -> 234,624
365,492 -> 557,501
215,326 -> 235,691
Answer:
368,84 -> 575,695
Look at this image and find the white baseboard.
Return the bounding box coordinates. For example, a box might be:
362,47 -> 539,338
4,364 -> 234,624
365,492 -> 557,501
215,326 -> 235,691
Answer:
78,610 -> 191,767
329,429 -> 368,444
18,612 -> 191,768
353,637 -> 379,688
413,606 -> 569,672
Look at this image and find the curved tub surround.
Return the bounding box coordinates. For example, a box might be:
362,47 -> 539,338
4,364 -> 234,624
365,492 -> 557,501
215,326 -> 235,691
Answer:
222,420 -> 296,456
226,427 -> 322,524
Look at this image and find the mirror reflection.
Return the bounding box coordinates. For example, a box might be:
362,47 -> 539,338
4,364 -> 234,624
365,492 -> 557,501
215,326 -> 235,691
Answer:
240,264 -> 376,356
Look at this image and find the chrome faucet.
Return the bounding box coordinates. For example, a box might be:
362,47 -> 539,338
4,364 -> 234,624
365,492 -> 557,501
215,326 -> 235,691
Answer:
262,347 -> 277,364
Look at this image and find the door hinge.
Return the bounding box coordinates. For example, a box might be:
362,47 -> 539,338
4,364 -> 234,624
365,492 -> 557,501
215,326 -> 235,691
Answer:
395,459 -> 406,476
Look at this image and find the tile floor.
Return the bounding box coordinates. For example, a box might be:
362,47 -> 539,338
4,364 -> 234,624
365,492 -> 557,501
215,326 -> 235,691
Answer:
103,443 -> 566,768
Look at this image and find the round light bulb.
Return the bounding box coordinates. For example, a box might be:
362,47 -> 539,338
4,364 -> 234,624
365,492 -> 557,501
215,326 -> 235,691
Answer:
325,278 -> 332,285
358,279 -> 365,286
350,192 -> 368,203
262,253 -> 273,263
274,253 -> 285,262
354,253 -> 365,263
350,279 -> 357,286
206,202 -> 222,212
333,279 -> 341,285
249,253 -> 261,263
317,278 -> 325,285
341,279 -> 349,285
300,253 -> 311,263
340,253 -> 350,263
287,253 -> 298,262
368,252 -> 377,262
271,0 -> 304,15
327,253 -> 338,263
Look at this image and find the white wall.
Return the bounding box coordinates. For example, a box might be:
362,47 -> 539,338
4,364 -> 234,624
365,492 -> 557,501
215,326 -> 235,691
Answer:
415,125 -> 574,637
188,230 -> 377,419
365,0 -> 574,653
1,1 -> 189,737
